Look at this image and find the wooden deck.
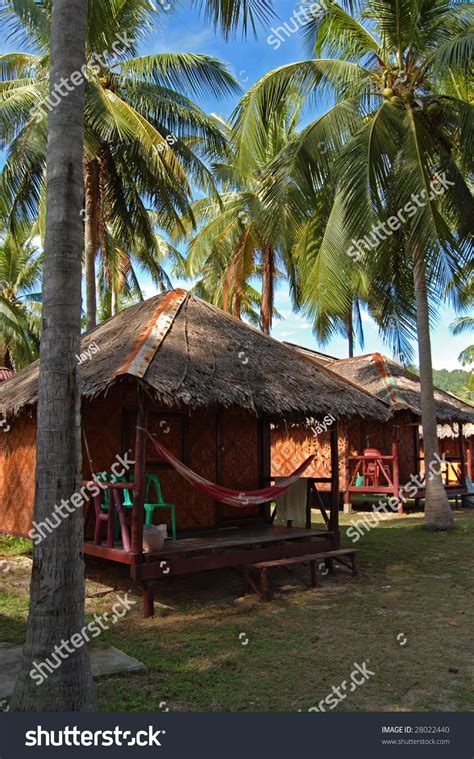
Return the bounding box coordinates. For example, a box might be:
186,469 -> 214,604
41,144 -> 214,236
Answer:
84,524 -> 336,577
135,524 -> 335,581
158,524 -> 329,556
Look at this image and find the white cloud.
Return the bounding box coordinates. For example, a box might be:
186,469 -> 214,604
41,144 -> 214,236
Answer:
153,28 -> 213,54
297,322 -> 312,330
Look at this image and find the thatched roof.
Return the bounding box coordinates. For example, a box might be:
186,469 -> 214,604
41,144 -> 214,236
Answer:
282,342 -> 336,366
427,423 -> 474,439
0,290 -> 389,422
328,353 -> 474,423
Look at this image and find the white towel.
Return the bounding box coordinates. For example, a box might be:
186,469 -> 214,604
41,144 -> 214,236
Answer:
274,478 -> 308,525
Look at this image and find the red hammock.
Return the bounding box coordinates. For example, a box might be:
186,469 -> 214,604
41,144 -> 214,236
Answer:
143,431 -> 314,508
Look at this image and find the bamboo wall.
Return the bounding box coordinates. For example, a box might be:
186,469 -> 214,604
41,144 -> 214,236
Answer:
271,411 -> 418,493
271,421 -> 348,490
0,410 -> 37,536
0,382 -> 261,536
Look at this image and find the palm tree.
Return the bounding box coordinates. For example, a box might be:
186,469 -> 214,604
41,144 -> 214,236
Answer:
0,227 -> 41,369
0,2 -> 243,330
234,0 -> 473,529
448,263 -> 473,367
96,225 -> 181,319
179,106 -> 302,334
9,0 -> 96,712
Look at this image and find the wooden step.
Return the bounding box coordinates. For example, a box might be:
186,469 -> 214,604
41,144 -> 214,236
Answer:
249,547 -> 357,570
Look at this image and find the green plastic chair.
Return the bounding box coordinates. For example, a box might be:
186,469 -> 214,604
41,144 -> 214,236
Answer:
143,473 -> 177,540
112,472 -> 177,540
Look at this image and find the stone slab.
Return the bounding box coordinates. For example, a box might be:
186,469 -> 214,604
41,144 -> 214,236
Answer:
0,643 -> 146,700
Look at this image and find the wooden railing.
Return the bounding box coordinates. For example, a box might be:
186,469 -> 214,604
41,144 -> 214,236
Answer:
346,448 -> 399,496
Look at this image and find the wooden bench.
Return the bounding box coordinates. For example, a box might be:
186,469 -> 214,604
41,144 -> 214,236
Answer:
242,548 -> 358,601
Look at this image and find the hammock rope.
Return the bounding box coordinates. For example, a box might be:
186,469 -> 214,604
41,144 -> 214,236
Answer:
139,428 -> 315,508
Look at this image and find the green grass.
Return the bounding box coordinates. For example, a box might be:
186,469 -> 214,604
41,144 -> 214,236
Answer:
1,512 -> 473,712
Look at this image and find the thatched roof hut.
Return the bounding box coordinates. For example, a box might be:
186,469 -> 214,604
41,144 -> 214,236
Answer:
1,292 -> 393,611
327,353 -> 474,423
0,290 -> 389,423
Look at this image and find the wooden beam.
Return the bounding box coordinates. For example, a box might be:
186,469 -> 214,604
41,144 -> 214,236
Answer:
131,383 -> 147,555
259,415 -> 271,523
83,542 -> 138,564
182,412 -> 191,466
215,408 -> 224,526
391,430 -> 401,513
330,421 -> 340,546
131,537 -> 336,580
305,478 -> 312,529
458,423 -> 466,486
143,580 -> 155,618
412,420 -> 419,477
466,442 -> 472,481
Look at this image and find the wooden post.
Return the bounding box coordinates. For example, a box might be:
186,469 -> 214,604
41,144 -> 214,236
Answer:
392,431 -> 401,513
259,416 -> 272,523
466,443 -> 472,481
412,417 -> 421,509
458,423 -> 466,487
412,421 -> 419,477
330,422 -> 340,548
131,384 -> 151,617
215,408 -> 224,526
305,479 -> 312,529
143,580 -> 154,619
131,384 -> 146,554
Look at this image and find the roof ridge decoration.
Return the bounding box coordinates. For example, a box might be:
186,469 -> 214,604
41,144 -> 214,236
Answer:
371,352 -> 408,411
115,289 -> 188,379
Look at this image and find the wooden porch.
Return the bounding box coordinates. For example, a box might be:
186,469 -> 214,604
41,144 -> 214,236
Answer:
84,522 -> 339,613
343,421 -> 471,514
81,384 -> 343,617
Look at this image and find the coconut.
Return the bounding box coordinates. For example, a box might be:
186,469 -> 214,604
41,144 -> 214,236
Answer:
390,96 -> 403,107
382,87 -> 394,99
427,102 -> 442,117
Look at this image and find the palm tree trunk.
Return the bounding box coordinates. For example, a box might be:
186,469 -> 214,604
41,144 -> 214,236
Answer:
348,304 -> 354,357
260,246 -> 274,335
413,255 -> 454,530
222,232 -> 247,320
112,284 -> 118,316
84,157 -> 99,331
10,0 -> 96,710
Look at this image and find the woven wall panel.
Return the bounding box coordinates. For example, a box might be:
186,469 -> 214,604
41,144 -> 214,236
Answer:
271,424 -> 348,489
220,408 -> 260,520
0,411 -> 36,535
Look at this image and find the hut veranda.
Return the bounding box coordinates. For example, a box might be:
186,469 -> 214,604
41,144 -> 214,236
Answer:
0,290 -> 389,614
272,347 -> 474,514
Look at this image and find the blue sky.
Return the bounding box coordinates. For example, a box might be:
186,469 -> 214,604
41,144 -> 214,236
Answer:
0,0 -> 469,369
